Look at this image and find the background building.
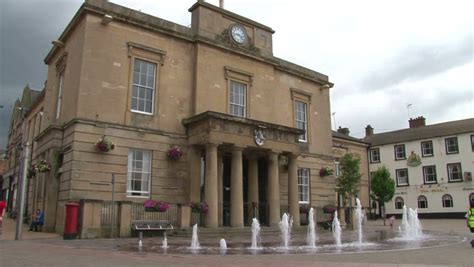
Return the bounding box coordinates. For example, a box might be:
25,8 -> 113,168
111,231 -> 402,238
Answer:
4,0 -> 340,236
364,117 -> 474,218
3,85 -> 44,218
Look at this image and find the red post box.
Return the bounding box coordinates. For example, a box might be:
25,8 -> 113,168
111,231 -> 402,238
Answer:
64,202 -> 80,240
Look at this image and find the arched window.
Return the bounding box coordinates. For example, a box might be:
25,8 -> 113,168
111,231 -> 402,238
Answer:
394,197 -> 404,209
470,193 -> 474,204
442,194 -> 453,208
417,195 -> 428,209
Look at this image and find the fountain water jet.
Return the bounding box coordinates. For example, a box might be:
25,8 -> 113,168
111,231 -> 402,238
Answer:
400,205 -> 423,240
355,198 -> 363,245
279,213 -> 293,248
332,210 -> 342,247
250,218 -> 261,249
162,236 -> 168,248
190,224 -> 200,249
220,239 -> 227,249
307,208 -> 317,248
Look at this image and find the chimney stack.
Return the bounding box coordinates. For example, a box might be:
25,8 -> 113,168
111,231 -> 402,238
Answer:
219,0 -> 224,8
365,125 -> 373,137
409,116 -> 426,128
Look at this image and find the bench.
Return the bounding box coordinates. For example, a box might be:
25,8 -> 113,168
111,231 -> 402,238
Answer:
131,220 -> 173,239
317,220 -> 332,230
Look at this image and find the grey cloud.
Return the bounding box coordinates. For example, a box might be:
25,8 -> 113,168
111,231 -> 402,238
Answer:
0,0 -> 82,148
360,36 -> 473,91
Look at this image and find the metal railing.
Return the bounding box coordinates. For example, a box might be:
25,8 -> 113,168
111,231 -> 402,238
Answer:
131,203 -> 179,226
101,201 -> 119,227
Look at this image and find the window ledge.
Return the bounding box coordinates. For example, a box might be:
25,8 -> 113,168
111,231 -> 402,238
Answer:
131,110 -> 153,116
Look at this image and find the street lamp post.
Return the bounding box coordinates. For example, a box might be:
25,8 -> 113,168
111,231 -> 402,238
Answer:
15,141 -> 29,240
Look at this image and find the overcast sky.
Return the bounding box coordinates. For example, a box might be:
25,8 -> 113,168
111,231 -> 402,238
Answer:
1,0 -> 472,148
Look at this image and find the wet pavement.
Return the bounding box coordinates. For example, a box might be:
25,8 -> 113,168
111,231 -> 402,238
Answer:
1,217 -> 473,266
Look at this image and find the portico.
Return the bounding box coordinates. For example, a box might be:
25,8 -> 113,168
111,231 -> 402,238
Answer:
183,111 -> 304,227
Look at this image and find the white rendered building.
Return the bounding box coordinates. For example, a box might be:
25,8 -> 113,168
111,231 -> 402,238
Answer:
364,117 -> 474,219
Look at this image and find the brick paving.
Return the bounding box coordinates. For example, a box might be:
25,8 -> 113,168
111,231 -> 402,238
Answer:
0,217 -> 473,266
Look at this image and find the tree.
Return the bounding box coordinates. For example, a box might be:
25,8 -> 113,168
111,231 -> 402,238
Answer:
336,153 -> 361,227
370,166 -> 395,226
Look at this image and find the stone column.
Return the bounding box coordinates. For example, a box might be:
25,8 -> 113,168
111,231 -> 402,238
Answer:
118,201 -> 132,237
230,146 -> 244,227
288,154 -> 300,226
179,205 -> 191,229
217,152 -> 224,226
267,151 -> 280,226
204,143 -> 218,228
248,155 -> 259,220
189,146 -> 201,203
80,199 -> 103,239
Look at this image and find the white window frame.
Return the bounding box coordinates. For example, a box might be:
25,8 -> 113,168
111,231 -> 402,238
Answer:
422,165 -> 437,184
417,195 -> 428,209
394,144 -> 406,160
295,100 -> 308,142
445,137 -> 458,154
442,194 -> 453,208
131,59 -> 156,115
56,71 -> 64,119
369,148 -> 380,163
229,80 -> 247,117
396,168 -> 409,186
127,149 -> 152,197
421,141 -> 433,157
447,163 -> 462,182
297,168 -> 310,203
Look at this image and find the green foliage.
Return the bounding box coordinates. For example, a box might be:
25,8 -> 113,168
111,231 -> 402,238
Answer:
370,166 -> 395,204
336,153 -> 362,205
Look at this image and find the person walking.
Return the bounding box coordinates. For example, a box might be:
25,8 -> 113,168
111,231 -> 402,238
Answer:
467,200 -> 474,248
0,200 -> 6,235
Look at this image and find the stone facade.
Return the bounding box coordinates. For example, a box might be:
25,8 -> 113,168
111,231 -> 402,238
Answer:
6,0 -> 338,236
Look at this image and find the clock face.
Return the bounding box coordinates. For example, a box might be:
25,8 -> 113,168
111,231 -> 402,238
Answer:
231,25 -> 247,44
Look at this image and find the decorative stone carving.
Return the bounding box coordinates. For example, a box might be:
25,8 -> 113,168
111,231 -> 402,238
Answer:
254,128 -> 265,146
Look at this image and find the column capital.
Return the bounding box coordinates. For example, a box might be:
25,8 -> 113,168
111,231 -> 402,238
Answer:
286,153 -> 299,160
231,145 -> 245,152
206,143 -> 219,149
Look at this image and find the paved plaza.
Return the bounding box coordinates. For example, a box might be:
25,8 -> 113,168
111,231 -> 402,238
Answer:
1,217 -> 473,267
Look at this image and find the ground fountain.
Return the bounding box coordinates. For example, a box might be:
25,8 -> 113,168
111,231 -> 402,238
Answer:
123,205 -> 464,256
162,236 -> 168,249
250,218 -> 261,249
332,210 -> 342,247
190,224 -> 200,249
306,208 -> 317,248
400,205 -> 423,240
355,198 -> 363,245
220,239 -> 227,249
279,213 -> 293,248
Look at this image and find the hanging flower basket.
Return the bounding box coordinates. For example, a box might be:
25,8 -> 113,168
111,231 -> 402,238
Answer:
319,167 -> 333,177
143,200 -> 170,212
34,160 -> 51,173
189,202 -> 209,214
167,145 -> 182,160
322,205 -> 337,214
95,136 -> 115,152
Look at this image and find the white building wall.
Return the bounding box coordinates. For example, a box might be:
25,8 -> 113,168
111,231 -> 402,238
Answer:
369,132 -> 473,218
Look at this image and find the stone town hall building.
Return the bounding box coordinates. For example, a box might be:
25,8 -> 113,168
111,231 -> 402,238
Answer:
5,0 -> 347,236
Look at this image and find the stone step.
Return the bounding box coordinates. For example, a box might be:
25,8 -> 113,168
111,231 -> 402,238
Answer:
171,225 -> 325,237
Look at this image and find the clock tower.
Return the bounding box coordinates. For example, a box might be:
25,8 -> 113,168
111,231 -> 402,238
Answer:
189,0 -> 274,56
